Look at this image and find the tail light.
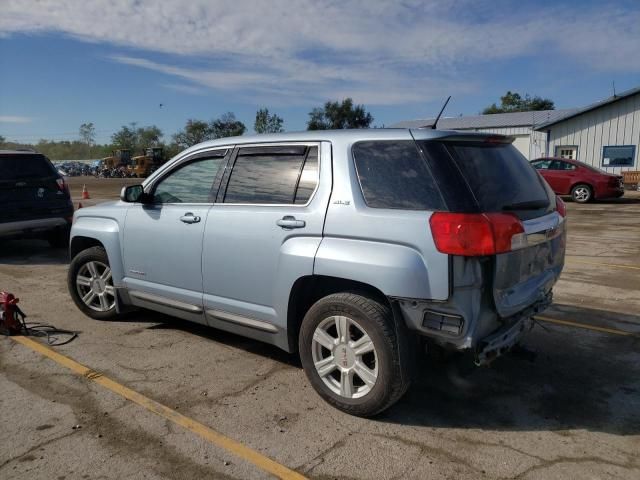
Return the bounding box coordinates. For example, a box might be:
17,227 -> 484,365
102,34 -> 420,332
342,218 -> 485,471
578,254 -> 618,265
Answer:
429,212 -> 525,256
56,177 -> 69,195
555,196 -> 566,217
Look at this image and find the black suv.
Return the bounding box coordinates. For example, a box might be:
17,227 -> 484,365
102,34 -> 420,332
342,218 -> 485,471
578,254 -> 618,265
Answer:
1,150 -> 74,247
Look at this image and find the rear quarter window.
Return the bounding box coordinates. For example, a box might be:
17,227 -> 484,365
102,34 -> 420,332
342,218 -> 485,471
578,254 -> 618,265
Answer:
352,141 -> 445,210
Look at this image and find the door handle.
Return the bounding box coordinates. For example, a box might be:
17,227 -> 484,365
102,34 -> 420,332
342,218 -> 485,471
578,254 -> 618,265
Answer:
276,215 -> 305,229
180,212 -> 201,224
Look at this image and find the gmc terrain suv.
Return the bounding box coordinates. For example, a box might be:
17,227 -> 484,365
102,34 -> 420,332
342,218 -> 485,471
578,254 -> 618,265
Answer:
1,150 -> 73,247
67,129 -> 566,416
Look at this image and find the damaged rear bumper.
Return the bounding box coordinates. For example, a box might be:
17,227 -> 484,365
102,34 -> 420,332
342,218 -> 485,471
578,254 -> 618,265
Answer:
474,292 -> 552,365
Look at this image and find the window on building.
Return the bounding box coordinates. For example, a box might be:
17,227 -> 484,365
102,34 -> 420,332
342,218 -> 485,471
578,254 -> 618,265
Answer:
602,145 -> 635,167
555,146 -> 577,159
224,145 -> 318,204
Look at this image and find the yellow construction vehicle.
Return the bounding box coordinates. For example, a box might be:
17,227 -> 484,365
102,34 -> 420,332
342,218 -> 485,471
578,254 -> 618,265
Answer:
129,147 -> 164,177
102,149 -> 132,170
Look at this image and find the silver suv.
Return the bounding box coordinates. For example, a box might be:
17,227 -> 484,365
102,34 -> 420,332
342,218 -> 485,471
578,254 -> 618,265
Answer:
67,129 -> 566,416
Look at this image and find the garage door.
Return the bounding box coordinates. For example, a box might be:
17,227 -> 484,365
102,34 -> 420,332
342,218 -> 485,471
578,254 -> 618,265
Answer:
511,135 -> 530,159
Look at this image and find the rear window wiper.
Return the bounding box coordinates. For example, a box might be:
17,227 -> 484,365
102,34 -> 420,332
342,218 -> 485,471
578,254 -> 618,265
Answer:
502,200 -> 549,211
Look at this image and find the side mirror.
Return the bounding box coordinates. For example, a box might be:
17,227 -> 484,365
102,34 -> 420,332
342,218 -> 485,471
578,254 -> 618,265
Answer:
120,184 -> 147,203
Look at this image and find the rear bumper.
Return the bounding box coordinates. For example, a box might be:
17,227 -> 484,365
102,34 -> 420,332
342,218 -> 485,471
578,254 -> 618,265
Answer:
0,217 -> 70,238
474,291 -> 551,365
596,187 -> 624,199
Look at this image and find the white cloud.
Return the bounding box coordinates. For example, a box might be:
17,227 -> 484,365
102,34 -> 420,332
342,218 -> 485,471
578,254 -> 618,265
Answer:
0,115 -> 32,123
1,1 -> 638,105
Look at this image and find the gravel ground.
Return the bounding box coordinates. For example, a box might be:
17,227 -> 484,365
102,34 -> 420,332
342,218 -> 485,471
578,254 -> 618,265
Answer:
1,178 -> 639,479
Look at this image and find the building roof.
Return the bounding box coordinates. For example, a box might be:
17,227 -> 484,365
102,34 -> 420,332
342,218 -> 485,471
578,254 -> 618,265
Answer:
533,86 -> 640,130
391,108 -> 577,130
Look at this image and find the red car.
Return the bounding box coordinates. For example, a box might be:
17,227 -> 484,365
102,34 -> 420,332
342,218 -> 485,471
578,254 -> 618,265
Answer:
530,157 -> 624,203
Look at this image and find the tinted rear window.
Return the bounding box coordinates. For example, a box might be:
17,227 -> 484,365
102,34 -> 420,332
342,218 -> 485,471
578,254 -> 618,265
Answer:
224,145 -> 318,205
0,154 -> 56,181
352,141 -> 444,210
419,141 -> 551,214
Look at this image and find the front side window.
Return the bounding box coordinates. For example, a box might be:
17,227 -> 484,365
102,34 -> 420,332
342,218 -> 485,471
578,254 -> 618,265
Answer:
603,145 -> 635,167
153,157 -> 224,203
224,145 -> 318,204
531,160 -> 551,170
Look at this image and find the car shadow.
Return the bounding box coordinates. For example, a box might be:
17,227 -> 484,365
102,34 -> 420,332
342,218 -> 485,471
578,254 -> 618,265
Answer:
0,239 -> 69,265
133,310 -> 299,367
125,306 -> 639,436
381,323 -> 639,436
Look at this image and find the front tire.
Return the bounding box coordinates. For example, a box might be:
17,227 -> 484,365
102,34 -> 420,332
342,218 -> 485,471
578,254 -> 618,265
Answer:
571,184 -> 592,203
299,292 -> 412,417
68,246 -> 120,320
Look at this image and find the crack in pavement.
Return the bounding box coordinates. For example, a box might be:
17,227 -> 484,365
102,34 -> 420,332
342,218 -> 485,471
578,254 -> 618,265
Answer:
0,430 -> 78,471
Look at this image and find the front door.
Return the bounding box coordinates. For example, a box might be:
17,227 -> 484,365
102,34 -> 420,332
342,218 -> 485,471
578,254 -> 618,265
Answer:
202,143 -> 331,337
122,149 -> 229,323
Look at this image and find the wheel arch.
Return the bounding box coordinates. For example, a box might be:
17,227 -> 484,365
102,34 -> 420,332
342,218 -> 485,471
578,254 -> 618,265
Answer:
286,275 -> 392,352
570,182 -> 594,200
70,236 -> 105,259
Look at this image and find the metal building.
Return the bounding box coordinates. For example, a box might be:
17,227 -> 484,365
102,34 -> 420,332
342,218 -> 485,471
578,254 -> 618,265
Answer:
535,86 -> 640,174
391,109 -> 576,159
392,86 -> 640,173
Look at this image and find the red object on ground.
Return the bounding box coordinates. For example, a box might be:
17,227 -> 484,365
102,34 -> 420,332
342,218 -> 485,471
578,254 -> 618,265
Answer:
81,184 -> 90,199
78,202 -> 83,209
0,291 -> 23,335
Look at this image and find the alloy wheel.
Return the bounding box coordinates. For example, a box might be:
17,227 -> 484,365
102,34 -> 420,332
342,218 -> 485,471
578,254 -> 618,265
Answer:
311,315 -> 378,399
75,261 -> 116,312
574,186 -> 590,202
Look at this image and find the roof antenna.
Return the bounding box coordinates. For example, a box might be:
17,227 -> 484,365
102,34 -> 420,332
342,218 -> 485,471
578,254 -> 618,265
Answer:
432,96 -> 451,129
612,81 -> 617,98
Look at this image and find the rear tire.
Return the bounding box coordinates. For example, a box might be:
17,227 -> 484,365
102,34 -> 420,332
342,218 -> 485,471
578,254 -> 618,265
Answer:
571,184 -> 592,203
68,246 -> 120,320
299,292 -> 412,417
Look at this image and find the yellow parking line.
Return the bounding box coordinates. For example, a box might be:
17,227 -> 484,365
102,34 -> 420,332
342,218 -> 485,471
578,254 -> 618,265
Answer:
565,258 -> 640,271
10,335 -> 307,480
535,315 -> 640,338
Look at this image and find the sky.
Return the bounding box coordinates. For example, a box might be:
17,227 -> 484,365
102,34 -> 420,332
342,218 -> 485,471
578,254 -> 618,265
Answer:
1,0 -> 639,145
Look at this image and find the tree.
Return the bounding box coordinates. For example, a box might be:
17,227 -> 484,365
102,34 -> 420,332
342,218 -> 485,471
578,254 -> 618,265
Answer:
254,108 -> 284,134
172,119 -> 213,148
307,98 -> 373,130
111,122 -> 139,150
137,125 -> 163,149
482,91 -> 555,114
79,122 -> 96,146
111,123 -> 163,152
211,112 -> 246,139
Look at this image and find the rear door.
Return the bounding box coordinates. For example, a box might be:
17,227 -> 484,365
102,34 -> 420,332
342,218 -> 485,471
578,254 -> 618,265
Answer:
0,153 -> 71,223
418,138 -> 566,318
201,143 -> 331,337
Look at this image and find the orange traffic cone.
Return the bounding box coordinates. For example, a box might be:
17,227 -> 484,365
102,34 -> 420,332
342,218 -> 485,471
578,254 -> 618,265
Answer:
81,184 -> 90,199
